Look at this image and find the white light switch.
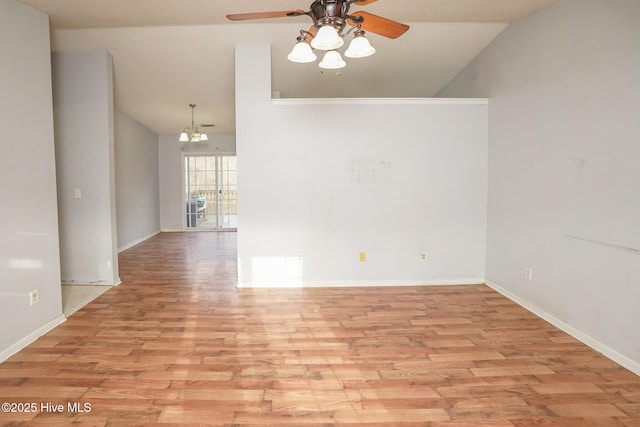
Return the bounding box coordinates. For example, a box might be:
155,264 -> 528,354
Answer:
74,188 -> 82,199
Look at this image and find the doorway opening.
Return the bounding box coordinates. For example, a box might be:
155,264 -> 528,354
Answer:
184,155 -> 237,230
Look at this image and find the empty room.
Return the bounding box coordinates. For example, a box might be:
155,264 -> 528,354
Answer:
1,0 -> 639,425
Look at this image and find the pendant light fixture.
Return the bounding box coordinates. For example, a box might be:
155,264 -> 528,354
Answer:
179,104 -> 208,143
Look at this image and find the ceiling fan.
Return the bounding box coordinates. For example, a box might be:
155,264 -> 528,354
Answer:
227,0 -> 410,69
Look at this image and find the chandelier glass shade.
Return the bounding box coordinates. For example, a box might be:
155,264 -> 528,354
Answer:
318,50 -> 346,69
179,104 -> 208,142
310,25 -> 344,50
287,39 -> 317,63
344,30 -> 376,58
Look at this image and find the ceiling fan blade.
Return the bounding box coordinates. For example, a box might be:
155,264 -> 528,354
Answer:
348,11 -> 409,39
304,25 -> 317,44
226,10 -> 306,21
352,0 -> 379,5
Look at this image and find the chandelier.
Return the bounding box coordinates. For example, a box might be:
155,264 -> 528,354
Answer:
179,104 -> 208,142
287,22 -> 375,70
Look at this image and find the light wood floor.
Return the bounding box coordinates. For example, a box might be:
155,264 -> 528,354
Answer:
1,232 -> 639,426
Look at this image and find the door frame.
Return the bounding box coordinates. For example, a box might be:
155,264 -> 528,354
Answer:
182,152 -> 237,231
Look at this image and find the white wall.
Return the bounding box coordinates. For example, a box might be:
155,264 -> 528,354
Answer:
159,134 -> 236,231
52,50 -> 120,285
439,0 -> 640,373
0,0 -> 65,360
114,108 -> 160,251
235,45 -> 488,287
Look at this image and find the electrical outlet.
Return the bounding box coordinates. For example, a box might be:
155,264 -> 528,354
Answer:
420,252 -> 428,261
29,289 -> 39,306
524,268 -> 533,281
359,252 -> 366,262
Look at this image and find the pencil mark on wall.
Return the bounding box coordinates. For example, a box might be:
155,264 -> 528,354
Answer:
351,159 -> 393,186
564,234 -> 640,254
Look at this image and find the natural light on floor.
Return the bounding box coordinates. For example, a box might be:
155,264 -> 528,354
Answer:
250,256 -> 304,287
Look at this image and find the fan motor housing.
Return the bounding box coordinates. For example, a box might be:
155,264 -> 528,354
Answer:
310,0 -> 352,32
309,0 -> 350,21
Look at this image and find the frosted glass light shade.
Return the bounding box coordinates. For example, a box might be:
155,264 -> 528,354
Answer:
345,34 -> 376,58
200,133 -> 208,141
287,41 -> 317,63
311,25 -> 343,50
318,50 -> 346,69
179,131 -> 189,142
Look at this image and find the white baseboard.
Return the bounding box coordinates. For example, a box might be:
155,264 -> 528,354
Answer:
160,228 -> 183,233
0,314 -> 66,363
61,279 -> 118,286
118,230 -> 161,253
237,278 -> 485,288
485,280 -> 640,376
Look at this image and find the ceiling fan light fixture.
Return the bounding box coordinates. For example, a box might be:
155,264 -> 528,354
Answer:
179,130 -> 190,142
288,40 -> 317,63
228,2 -> 410,73
319,50 -> 346,69
345,31 -> 376,58
200,132 -> 208,141
311,24 -> 343,51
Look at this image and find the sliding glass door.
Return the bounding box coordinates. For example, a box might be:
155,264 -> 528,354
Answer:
184,155 -> 237,230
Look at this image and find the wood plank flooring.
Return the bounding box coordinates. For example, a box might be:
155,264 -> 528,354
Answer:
1,232 -> 639,426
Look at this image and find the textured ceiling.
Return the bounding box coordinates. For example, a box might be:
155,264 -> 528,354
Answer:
18,0 -> 562,136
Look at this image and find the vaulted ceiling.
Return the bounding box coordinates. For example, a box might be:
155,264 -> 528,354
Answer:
18,0 -> 561,135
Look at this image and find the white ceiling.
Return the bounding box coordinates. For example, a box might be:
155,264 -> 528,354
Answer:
18,0 -> 561,136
